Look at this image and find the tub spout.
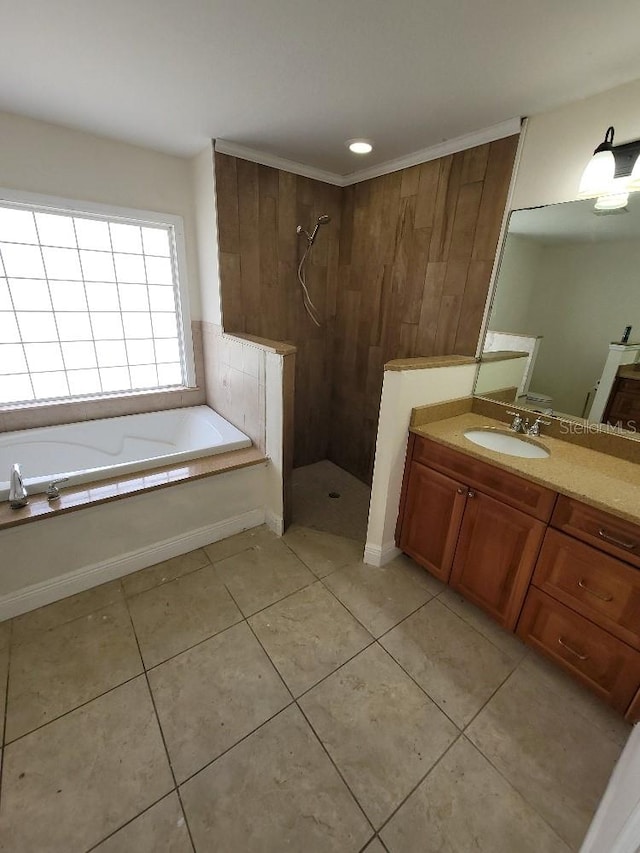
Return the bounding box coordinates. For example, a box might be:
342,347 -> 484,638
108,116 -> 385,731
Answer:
9,463 -> 29,509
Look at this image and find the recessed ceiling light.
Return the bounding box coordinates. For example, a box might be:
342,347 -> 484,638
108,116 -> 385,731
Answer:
347,139 -> 373,155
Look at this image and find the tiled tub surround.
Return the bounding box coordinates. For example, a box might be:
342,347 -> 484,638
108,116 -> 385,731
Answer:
0,405 -> 251,501
0,523 -> 627,852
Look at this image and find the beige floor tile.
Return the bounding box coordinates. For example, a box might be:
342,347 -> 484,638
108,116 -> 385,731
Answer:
323,558 -> 438,638
180,705 -> 372,853
6,600 -> 143,742
0,677 -> 173,853
292,461 -> 371,541
122,549 -> 210,598
438,587 -> 528,664
249,583 -> 372,696
381,737 -> 571,853
11,579 -> 123,645
380,599 -> 515,727
127,564 -> 242,668
300,645 -> 458,828
203,524 -> 278,563
0,644 -> 8,724
92,793 -> 192,853
214,540 -> 315,616
363,840 -> 386,853
283,525 -> 364,578
466,661 -> 626,849
0,619 -> 11,650
149,622 -> 291,782
520,652 -> 631,748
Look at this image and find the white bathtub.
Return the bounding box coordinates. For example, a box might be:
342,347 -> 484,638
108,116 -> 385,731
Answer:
0,405 -> 251,500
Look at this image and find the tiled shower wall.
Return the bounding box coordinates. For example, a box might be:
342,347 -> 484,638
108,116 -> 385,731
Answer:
214,153 -> 342,468
214,138 -> 519,483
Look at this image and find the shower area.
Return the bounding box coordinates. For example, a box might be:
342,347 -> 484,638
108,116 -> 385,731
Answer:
214,151 -> 372,541
213,139 -> 518,538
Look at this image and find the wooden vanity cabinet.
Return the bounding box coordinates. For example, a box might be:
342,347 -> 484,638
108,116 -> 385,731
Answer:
449,491 -> 546,630
397,434 -> 553,629
398,461 -> 467,583
517,587 -> 640,712
397,431 -> 640,718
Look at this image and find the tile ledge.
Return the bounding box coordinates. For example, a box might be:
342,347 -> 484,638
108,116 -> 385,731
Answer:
224,332 -> 297,356
0,447 -> 267,532
385,355 -> 477,371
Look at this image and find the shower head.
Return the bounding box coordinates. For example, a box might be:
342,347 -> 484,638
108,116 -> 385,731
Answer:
297,214 -> 331,245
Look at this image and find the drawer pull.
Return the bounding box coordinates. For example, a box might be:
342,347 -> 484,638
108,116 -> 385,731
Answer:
558,636 -> 589,661
598,528 -> 637,550
577,578 -> 613,602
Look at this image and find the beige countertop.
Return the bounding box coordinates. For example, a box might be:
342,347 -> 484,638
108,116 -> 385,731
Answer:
411,411 -> 640,526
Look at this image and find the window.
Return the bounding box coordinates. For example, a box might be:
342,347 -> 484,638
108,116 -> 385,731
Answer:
0,190 -> 194,406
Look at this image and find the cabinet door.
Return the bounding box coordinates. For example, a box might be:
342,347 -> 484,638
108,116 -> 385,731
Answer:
399,462 -> 467,583
450,490 -> 545,630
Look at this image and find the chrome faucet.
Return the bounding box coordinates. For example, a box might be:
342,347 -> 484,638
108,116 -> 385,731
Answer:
506,411 -> 525,433
46,478 -> 69,502
9,463 -> 29,509
526,416 -> 552,437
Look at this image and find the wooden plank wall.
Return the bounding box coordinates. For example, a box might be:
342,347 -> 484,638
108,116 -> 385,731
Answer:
214,136 -> 518,483
215,152 -> 342,467
330,135 -> 519,482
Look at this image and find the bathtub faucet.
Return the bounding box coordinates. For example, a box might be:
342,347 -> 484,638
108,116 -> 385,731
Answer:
9,463 -> 29,509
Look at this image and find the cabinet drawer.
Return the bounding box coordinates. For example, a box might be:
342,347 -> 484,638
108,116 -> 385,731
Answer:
412,434 -> 556,521
517,587 -> 640,712
552,495 -> 640,569
533,530 -> 640,650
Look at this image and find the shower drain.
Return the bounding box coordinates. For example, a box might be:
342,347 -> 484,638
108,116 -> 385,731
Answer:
328,491 -> 341,499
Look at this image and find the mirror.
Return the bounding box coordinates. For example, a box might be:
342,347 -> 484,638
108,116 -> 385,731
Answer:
475,194 -> 640,434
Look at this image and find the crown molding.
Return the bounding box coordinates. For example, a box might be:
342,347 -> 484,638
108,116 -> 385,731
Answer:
214,117 -> 522,188
342,117 -> 522,185
214,139 -> 343,186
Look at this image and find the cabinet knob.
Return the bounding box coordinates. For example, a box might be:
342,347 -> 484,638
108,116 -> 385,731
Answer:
467,489 -> 476,498
456,487 -> 466,495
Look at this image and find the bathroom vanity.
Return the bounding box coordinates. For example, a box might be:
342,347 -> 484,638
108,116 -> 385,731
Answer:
396,416 -> 640,721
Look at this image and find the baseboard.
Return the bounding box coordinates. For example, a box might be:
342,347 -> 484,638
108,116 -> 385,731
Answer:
0,508 -> 266,621
363,541 -> 401,567
265,511 -> 284,536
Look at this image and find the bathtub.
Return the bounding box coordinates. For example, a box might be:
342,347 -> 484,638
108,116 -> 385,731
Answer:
0,405 -> 252,501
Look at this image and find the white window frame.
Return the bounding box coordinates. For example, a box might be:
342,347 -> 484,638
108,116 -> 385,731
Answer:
0,186 -> 196,406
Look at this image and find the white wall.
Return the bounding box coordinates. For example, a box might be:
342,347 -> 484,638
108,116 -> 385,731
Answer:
523,238 -> 640,416
365,362 -> 477,566
191,143 -> 222,325
489,235 -> 541,333
513,78 -> 640,210
0,465 -> 267,620
0,110 -> 202,318
475,356 -> 528,397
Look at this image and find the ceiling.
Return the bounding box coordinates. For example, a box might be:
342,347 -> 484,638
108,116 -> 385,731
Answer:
509,194 -> 640,244
2,0 -> 640,176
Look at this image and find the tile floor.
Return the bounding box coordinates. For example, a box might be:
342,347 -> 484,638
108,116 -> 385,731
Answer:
0,462 -> 630,851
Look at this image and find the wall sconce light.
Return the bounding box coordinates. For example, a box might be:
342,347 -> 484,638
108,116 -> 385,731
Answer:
578,126 -> 640,211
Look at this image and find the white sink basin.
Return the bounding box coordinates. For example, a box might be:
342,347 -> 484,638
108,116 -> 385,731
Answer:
464,429 -> 550,459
